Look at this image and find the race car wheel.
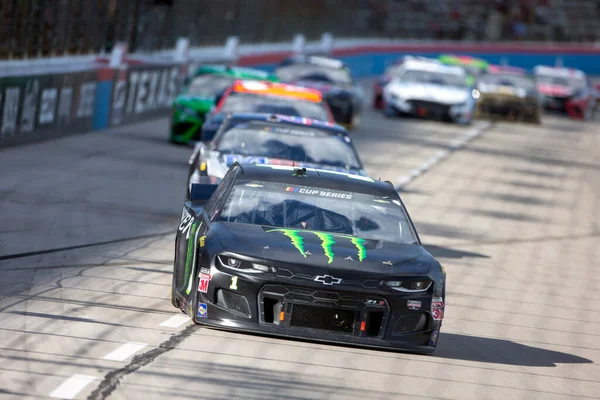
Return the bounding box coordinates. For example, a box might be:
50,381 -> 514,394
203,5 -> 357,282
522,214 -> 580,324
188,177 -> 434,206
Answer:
383,104 -> 397,118
584,103 -> 595,121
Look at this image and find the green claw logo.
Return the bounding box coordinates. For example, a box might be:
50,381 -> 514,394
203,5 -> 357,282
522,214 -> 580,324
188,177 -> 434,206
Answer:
267,229 -> 367,264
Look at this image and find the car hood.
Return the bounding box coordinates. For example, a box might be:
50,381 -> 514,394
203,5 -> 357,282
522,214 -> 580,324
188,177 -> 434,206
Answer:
536,83 -> 574,97
478,84 -> 527,98
213,222 -> 433,276
386,82 -> 469,104
216,152 -> 366,176
175,96 -> 215,113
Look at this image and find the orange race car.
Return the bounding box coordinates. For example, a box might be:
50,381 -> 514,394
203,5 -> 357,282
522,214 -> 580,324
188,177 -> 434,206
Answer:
199,80 -> 335,142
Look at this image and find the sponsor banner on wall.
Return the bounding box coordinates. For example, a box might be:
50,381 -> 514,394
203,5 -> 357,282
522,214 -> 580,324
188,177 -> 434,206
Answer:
0,69 -> 98,148
109,63 -> 183,126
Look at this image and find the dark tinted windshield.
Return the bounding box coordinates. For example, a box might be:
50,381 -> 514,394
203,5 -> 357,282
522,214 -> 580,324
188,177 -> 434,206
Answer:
535,73 -> 586,90
399,70 -> 466,87
214,121 -> 361,169
276,64 -> 352,85
221,92 -> 329,121
218,181 -> 417,244
479,73 -> 534,90
187,75 -> 234,97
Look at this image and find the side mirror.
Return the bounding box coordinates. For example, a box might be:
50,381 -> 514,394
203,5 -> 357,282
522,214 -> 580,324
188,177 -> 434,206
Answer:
190,183 -> 219,204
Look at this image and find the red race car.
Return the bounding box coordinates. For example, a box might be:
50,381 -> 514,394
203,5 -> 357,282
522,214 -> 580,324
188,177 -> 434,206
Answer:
533,65 -> 597,120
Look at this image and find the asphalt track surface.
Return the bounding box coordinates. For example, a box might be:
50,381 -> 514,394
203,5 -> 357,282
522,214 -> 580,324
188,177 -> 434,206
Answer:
1,79 -> 599,400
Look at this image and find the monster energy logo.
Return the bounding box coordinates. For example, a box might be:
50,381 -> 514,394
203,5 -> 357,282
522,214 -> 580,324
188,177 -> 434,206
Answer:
267,229 -> 367,264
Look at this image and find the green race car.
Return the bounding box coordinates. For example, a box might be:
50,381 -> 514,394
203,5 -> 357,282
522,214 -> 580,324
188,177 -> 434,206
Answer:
170,65 -> 279,144
438,55 -> 489,87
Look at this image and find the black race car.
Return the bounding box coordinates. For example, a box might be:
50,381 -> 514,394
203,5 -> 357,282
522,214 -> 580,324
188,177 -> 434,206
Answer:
274,55 -> 364,129
171,164 -> 446,353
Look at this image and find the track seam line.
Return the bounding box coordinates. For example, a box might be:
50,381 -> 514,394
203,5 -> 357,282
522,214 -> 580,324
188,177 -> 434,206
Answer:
0,230 -> 176,261
396,121 -> 492,190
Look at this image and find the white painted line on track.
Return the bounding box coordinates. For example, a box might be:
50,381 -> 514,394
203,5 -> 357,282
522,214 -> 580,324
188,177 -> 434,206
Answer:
49,375 -> 96,399
396,121 -> 490,190
103,342 -> 148,362
159,315 -> 189,328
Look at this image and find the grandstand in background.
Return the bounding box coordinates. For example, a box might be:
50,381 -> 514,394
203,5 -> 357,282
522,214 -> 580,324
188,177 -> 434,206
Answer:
1,0 -> 598,60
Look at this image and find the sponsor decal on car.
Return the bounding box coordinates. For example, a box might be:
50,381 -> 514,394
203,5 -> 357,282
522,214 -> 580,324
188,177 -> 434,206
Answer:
199,235 -> 206,247
183,222 -> 202,295
429,330 -> 439,346
197,303 -> 208,318
432,297 -> 444,321
198,270 -> 211,293
364,299 -> 386,306
407,300 -> 422,310
286,187 -> 353,199
179,208 -> 194,239
267,229 -> 367,264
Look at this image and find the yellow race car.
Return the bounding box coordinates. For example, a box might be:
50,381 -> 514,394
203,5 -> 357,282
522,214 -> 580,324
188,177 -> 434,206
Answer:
474,65 -> 542,124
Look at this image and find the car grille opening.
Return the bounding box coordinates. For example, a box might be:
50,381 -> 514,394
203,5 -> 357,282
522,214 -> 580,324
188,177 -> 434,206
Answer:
290,304 -> 355,334
365,311 -> 384,337
262,297 -> 282,324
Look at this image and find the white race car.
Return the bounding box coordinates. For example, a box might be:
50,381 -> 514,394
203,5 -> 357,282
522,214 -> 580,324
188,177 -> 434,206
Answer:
383,60 -> 475,124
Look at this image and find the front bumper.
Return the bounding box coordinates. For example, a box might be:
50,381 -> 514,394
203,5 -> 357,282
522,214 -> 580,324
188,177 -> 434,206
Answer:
193,266 -> 443,352
476,94 -> 539,120
171,115 -> 204,144
386,98 -> 471,123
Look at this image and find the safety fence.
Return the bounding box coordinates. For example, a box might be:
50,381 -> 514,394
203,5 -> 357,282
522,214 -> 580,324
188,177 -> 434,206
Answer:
2,0 -> 599,60
1,37 -> 600,148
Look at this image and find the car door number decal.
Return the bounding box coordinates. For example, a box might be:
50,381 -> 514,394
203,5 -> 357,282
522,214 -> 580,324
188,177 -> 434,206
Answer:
230,276 -> 238,290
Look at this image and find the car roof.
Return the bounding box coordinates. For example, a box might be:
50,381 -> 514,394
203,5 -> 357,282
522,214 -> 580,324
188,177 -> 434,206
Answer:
231,80 -> 324,102
488,65 -> 527,76
279,55 -> 346,70
234,164 -> 394,196
533,65 -> 585,79
403,60 -> 466,76
439,54 -> 489,69
195,65 -> 278,81
222,113 -> 348,135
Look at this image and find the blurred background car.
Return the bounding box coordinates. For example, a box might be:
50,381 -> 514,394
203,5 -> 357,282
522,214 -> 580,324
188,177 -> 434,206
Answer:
187,113 -> 366,196
373,56 -> 442,109
474,65 -> 542,123
170,65 -> 279,144
533,65 -> 597,120
383,59 -> 474,124
274,55 -> 364,129
438,54 -> 489,87
199,80 -> 335,142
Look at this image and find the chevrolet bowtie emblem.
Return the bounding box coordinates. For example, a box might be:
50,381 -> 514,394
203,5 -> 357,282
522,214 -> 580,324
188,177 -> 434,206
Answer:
314,275 -> 342,285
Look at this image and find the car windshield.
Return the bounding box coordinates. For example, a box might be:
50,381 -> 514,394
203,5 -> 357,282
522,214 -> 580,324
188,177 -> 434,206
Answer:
480,73 -> 535,90
535,73 -> 586,90
187,75 -> 234,98
214,121 -> 361,169
399,70 -> 467,87
276,64 -> 353,85
221,92 -> 329,121
218,181 -> 418,244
